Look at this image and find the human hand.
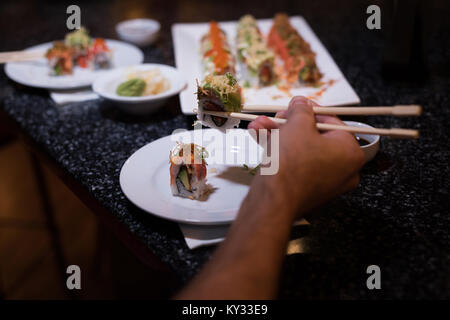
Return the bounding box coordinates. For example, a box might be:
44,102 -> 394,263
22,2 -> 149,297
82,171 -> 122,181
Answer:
248,96 -> 365,216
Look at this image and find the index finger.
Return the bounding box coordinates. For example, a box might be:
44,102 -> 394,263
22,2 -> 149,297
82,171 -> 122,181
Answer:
315,114 -> 345,126
248,115 -> 280,131
315,114 -> 352,139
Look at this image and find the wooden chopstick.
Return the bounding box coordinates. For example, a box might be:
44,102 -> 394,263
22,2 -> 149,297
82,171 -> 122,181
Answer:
0,51 -> 45,64
242,104 -> 422,116
193,109 -> 419,139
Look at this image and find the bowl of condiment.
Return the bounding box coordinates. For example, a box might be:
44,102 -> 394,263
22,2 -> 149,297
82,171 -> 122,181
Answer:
115,19 -> 160,47
92,63 -> 186,115
344,121 -> 380,162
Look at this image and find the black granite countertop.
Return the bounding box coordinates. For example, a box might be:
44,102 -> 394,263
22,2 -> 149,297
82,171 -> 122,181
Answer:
1,0 -> 449,299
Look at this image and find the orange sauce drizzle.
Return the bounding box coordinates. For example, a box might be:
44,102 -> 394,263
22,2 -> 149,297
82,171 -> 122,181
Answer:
306,79 -> 336,100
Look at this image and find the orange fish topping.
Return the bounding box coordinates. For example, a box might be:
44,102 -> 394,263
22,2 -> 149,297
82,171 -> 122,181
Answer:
208,21 -> 230,74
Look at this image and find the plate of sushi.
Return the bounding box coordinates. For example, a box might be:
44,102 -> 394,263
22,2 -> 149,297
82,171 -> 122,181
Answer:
119,128 -> 264,224
172,14 -> 360,115
5,27 -> 144,89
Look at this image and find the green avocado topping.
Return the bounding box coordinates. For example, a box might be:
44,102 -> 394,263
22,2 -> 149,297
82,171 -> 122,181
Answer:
116,78 -> 146,97
197,73 -> 242,112
177,167 -> 191,191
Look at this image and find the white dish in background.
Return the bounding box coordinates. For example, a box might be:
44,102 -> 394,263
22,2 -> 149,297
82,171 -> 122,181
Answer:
172,16 -> 361,115
344,121 -> 380,162
5,40 -> 143,90
92,63 -> 186,115
120,129 -> 263,225
116,19 -> 160,47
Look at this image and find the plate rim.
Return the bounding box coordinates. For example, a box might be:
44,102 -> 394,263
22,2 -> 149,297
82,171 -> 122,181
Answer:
171,15 -> 361,115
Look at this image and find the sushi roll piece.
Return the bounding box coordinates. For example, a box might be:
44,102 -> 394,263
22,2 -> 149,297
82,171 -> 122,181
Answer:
46,27 -> 112,75
64,27 -> 92,68
90,38 -> 112,70
169,143 -> 208,200
236,15 -> 275,86
268,13 -> 322,84
200,21 -> 236,75
45,42 -> 74,75
196,73 -> 243,130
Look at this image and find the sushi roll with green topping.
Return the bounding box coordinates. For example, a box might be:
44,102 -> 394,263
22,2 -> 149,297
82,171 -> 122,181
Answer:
196,72 -> 243,130
236,15 -> 275,86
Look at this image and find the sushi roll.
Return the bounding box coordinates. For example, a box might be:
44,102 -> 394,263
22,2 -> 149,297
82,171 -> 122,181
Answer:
45,42 -> 74,75
64,27 -> 91,68
169,143 -> 208,200
196,73 -> 243,130
268,13 -> 322,84
236,15 -> 275,86
46,27 -> 112,76
200,21 -> 236,76
90,38 -> 112,70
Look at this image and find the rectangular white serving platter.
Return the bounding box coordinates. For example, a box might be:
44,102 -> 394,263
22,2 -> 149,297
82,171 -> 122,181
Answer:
172,16 -> 360,115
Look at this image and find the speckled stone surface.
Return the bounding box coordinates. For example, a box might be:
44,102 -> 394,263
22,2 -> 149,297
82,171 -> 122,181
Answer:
1,0 -> 449,298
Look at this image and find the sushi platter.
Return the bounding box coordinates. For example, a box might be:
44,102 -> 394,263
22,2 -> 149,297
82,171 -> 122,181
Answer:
172,14 -> 360,116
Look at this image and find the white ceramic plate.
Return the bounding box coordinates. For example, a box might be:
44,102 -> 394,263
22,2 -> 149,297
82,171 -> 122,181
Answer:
172,16 -> 360,115
92,63 -> 186,115
5,40 -> 144,89
120,129 -> 263,225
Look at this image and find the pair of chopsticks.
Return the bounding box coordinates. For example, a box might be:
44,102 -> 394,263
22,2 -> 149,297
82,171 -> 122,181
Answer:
193,104 -> 421,139
0,51 -> 45,64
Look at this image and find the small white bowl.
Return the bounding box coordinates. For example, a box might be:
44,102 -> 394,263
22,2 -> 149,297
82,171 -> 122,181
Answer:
92,64 -> 186,115
115,19 -> 160,47
344,121 -> 380,162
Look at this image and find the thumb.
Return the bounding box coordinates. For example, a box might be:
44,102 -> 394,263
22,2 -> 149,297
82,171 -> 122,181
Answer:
286,96 -> 316,131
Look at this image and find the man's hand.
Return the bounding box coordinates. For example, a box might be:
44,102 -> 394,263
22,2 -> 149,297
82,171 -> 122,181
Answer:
176,96 -> 365,300
249,96 -> 365,217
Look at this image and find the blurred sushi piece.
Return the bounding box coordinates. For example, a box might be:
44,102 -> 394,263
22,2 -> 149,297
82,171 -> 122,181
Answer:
45,42 -> 74,75
45,27 -> 112,75
268,13 -> 321,84
89,38 -> 112,69
196,73 -> 242,130
64,27 -> 91,65
236,15 -> 275,86
169,143 -> 208,200
200,21 -> 236,76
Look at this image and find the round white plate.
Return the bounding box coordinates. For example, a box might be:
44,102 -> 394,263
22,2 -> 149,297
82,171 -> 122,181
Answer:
120,129 -> 263,225
92,63 -> 186,115
5,39 -> 144,90
93,63 -> 186,102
